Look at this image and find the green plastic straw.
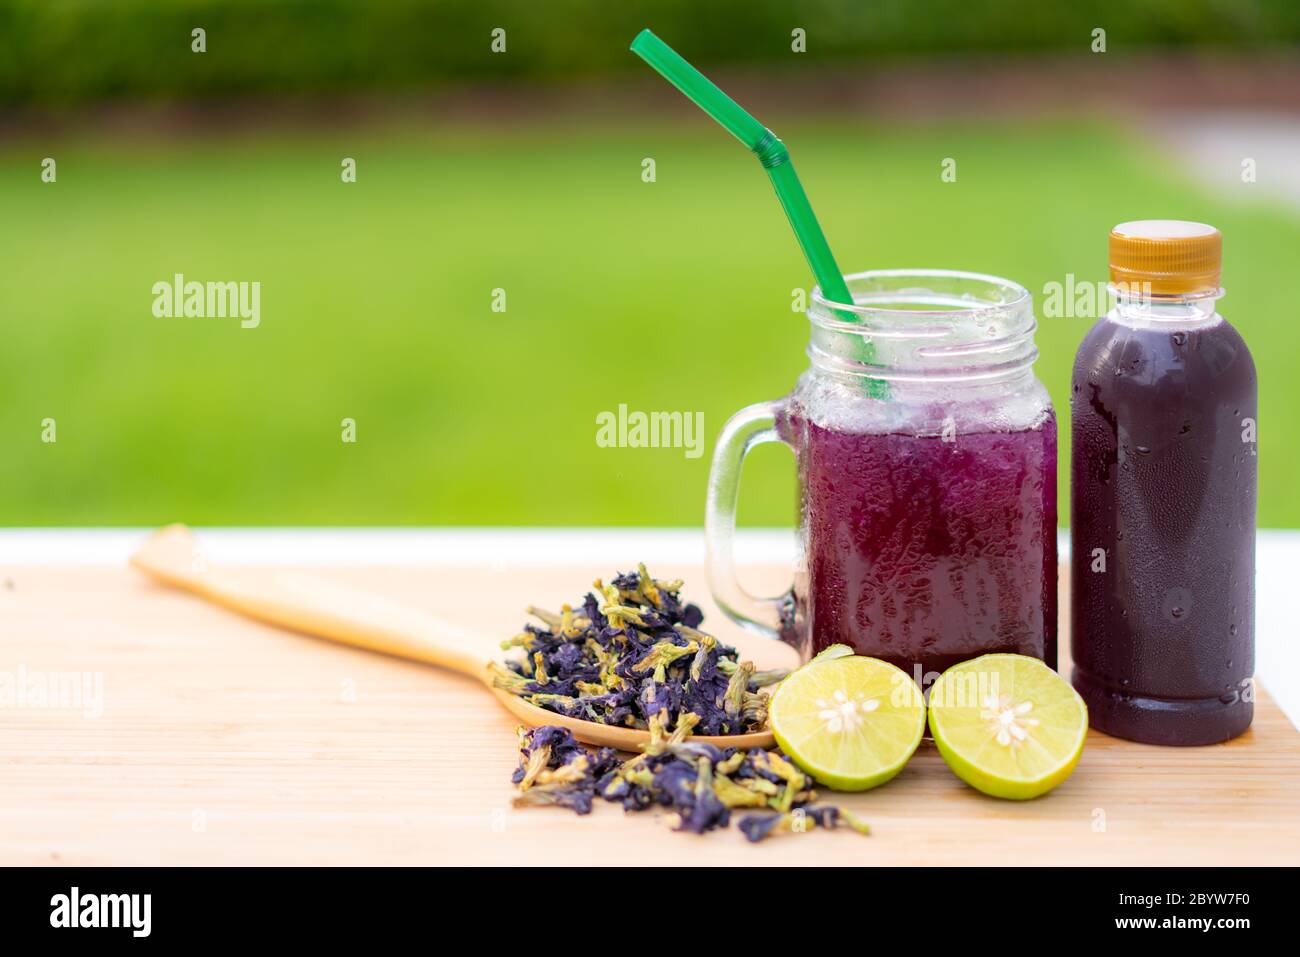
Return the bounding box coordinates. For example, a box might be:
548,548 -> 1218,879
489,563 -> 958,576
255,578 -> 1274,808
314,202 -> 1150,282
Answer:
630,30 -> 885,397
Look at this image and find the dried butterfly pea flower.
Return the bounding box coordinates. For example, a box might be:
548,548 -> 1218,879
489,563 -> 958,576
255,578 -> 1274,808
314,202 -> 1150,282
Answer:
524,606 -> 563,630
748,669 -> 788,690
492,567 -> 789,736
511,726 -> 619,815
631,639 -> 699,675
723,661 -> 754,720
513,783 -> 601,814
512,725 -> 589,780
737,806 -> 872,842
676,757 -> 732,834
736,812 -> 785,842
512,722 -> 871,843
487,661 -> 530,694
683,628 -> 717,683
710,773 -> 772,809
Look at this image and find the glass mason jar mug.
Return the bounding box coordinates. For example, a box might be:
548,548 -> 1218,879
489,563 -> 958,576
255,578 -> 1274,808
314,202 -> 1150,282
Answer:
705,270 -> 1058,688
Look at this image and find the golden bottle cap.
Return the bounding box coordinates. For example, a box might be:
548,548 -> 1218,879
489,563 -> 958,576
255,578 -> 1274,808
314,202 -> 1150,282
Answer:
1109,220 -> 1221,296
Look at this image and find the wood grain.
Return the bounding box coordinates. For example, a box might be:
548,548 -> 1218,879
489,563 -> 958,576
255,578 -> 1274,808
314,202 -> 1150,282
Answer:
0,561 -> 1296,865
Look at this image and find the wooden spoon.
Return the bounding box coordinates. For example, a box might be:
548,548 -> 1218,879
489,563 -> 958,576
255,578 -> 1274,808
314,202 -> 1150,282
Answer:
129,524 -> 777,751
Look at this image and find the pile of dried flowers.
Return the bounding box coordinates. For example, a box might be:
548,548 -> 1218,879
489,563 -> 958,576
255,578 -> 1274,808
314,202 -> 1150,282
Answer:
511,722 -> 870,843
490,565 -> 784,735
498,567 -> 870,841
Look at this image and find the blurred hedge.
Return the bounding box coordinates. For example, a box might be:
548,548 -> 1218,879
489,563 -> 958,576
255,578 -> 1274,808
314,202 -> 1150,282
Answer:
2,0 -> 1298,105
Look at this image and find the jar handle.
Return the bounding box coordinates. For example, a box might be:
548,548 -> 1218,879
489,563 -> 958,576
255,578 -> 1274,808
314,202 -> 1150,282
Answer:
705,399 -> 794,642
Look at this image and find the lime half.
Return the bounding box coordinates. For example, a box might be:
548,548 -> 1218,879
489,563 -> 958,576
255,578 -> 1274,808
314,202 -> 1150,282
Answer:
928,654 -> 1088,800
769,656 -> 925,791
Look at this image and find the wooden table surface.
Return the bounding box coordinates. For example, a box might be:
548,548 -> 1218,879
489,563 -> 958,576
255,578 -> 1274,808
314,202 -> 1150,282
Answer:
2,560 -> 1297,866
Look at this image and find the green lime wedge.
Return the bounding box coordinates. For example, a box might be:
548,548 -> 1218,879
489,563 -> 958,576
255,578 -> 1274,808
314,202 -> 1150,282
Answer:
928,654 -> 1088,800
769,655 -> 925,791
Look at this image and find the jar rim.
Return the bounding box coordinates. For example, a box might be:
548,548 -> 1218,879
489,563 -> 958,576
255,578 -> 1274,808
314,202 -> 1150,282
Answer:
805,268 -> 1039,384
809,268 -> 1032,334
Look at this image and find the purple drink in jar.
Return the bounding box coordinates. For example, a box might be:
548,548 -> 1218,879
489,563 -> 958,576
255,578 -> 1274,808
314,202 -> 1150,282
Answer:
795,419 -> 1056,681
707,270 -> 1057,689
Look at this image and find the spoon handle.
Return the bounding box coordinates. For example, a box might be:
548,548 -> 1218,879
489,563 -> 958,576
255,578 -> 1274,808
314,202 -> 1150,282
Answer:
130,525 -> 491,681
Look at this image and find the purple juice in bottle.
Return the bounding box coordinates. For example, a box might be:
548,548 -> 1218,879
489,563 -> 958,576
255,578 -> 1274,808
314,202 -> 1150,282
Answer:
798,419 -> 1058,685
1071,221 -> 1256,745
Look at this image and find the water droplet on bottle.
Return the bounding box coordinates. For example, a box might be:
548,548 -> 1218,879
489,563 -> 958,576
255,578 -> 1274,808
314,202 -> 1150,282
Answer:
1136,445 -> 1151,455
1229,625 -> 1238,636
1162,587 -> 1192,622
1171,331 -> 1188,347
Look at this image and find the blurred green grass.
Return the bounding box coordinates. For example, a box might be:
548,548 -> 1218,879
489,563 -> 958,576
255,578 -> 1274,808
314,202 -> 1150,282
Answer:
1,117 -> 1296,526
